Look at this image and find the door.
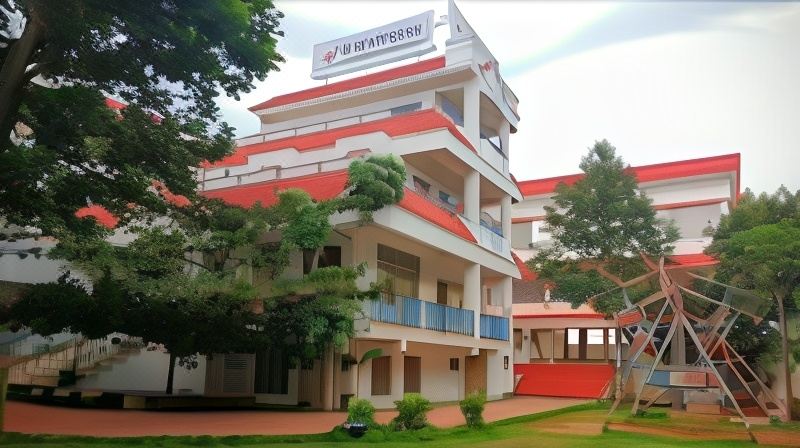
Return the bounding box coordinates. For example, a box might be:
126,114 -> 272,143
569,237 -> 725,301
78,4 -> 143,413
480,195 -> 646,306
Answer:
464,350 -> 487,395
404,356 -> 421,393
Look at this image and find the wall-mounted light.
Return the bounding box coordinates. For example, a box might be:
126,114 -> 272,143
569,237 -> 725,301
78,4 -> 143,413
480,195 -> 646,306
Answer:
503,355 -> 509,370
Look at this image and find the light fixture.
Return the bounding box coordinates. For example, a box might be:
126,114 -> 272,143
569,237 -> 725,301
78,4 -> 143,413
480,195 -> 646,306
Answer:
503,355 -> 509,370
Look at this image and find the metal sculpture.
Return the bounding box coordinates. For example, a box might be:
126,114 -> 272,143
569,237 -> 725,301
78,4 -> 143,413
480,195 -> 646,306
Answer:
604,257 -> 786,424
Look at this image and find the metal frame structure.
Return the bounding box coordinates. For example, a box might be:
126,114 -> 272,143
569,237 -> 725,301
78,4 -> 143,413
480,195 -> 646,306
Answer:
607,258 -> 787,424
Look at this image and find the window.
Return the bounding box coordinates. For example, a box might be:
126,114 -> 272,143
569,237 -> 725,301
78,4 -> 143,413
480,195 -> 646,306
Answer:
449,358 -> 459,371
341,358 -> 351,372
390,102 -> 422,116
303,246 -> 342,274
255,350 -> 289,395
377,244 -> 420,297
318,246 -> 341,269
486,288 -> 493,306
440,96 -> 464,126
437,281 -> 448,305
412,175 -> 431,196
371,356 -> 391,395
438,190 -> 458,212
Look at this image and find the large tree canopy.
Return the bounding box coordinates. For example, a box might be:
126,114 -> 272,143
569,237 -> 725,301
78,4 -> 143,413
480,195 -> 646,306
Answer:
7,155 -> 408,393
529,140 -> 679,314
707,187 -> 800,419
0,0 -> 284,239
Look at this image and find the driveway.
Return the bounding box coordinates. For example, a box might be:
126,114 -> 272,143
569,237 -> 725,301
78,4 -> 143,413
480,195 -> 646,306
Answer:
4,396 -> 589,437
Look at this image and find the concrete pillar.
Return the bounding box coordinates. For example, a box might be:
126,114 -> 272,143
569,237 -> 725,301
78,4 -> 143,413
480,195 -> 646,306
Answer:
499,120 -> 510,155
463,82 -> 481,149
500,195 -> 512,239
501,276 -> 512,317
464,169 -> 480,223
464,262 -> 481,339
321,345 -> 334,411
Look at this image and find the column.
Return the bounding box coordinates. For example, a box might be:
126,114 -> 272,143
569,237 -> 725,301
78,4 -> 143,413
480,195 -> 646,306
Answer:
464,169 -> 480,223
500,195 -> 512,239
463,82 -> 480,149
464,262 -> 481,340
321,345 -> 334,411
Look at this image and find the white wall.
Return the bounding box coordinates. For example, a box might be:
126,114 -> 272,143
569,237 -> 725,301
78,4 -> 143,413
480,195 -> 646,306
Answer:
76,347 -> 206,395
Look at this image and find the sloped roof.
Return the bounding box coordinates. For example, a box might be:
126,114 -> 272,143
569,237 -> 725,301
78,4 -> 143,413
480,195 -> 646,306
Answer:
201,170 -> 349,208
512,252 -> 537,281
516,153 -> 740,197
205,109 -> 475,168
397,188 -> 476,243
201,171 -> 478,243
249,56 -> 447,111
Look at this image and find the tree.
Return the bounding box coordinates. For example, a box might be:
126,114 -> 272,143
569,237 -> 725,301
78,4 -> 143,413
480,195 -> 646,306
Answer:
530,140 -> 678,314
707,187 -> 800,419
7,155 -> 407,394
1,1 -> 284,240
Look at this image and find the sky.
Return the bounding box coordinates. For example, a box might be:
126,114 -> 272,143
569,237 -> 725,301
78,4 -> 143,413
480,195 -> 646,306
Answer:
215,1 -> 800,194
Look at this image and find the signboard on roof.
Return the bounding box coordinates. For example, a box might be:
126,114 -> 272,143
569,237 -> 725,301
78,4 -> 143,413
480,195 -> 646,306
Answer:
311,11 -> 436,80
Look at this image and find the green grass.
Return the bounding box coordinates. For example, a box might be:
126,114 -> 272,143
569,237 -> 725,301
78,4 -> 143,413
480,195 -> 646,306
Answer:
0,401 -> 795,447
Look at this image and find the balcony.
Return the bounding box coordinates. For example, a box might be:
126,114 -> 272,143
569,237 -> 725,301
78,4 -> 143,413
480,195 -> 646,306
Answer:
480,314 -> 510,341
366,294 -> 474,336
479,137 -> 509,176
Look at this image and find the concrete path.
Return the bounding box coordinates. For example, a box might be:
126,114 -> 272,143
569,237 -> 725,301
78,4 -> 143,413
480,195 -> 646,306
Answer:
5,396 -> 589,437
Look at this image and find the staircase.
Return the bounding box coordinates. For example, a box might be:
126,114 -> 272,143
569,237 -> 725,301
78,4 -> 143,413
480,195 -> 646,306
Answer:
2,333 -> 143,388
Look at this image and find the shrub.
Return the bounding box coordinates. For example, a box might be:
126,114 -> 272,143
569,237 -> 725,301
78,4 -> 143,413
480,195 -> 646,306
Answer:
392,393 -> 432,430
460,391 -> 486,428
347,397 -> 376,426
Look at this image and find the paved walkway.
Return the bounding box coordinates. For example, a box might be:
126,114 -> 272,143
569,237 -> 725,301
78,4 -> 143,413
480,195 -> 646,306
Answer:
5,396 -> 588,437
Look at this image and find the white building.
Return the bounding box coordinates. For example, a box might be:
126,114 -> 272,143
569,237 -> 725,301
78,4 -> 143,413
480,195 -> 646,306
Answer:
196,10 -> 524,410
509,153 -> 740,398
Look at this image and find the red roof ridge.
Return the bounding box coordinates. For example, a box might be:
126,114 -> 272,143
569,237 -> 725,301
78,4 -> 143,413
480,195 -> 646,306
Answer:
517,153 -> 740,197
204,109 -> 475,168
249,56 -> 447,111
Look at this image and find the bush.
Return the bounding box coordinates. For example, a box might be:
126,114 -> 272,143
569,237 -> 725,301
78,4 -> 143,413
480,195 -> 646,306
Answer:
392,393 -> 432,430
347,397 -> 376,426
460,391 -> 486,428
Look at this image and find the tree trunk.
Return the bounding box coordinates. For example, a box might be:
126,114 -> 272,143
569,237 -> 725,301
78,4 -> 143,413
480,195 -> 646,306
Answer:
165,352 -> 177,395
775,294 -> 795,420
0,367 -> 8,432
0,9 -> 44,142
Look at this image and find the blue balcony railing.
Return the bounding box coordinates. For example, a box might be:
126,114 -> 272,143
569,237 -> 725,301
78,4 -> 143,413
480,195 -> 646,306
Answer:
369,294 -> 421,328
446,306 -> 474,336
480,314 -> 510,340
368,295 -> 474,336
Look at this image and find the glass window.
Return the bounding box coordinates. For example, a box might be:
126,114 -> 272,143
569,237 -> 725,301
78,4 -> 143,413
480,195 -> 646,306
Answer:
377,244 -> 420,297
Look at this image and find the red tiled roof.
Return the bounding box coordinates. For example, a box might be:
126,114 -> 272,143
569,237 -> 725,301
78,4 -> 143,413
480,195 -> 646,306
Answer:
205,109 -> 475,168
249,56 -> 447,111
104,98 -> 127,110
398,188 -> 477,243
512,252 -> 537,281
666,253 -> 718,268
517,153 -> 740,197
201,171 -> 478,243
201,170 -> 349,208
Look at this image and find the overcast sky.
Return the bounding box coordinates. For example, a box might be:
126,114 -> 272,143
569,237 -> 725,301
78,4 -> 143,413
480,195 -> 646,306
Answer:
216,1 -> 800,194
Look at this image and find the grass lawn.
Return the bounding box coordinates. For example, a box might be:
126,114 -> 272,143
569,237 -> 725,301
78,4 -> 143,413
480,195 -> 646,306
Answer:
0,402 -> 797,447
